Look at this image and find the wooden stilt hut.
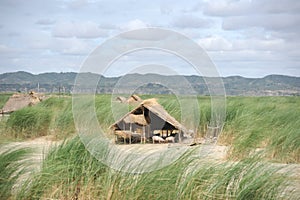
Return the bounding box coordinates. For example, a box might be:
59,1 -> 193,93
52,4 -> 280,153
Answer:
110,98 -> 186,144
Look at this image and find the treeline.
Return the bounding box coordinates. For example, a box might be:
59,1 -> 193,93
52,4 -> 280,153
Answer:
0,71 -> 299,96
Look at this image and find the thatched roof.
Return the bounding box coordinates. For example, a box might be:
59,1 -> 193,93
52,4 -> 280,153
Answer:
127,94 -> 142,103
116,96 -> 127,103
110,98 -> 186,133
123,114 -> 148,126
1,92 -> 43,114
141,99 -> 186,132
115,94 -> 142,104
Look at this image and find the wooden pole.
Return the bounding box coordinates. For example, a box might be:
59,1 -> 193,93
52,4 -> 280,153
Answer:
179,130 -> 181,143
143,126 -> 145,144
129,132 -> 131,144
129,123 -> 132,144
147,125 -> 150,140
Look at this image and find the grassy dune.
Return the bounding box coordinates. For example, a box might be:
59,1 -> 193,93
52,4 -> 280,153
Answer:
0,147 -> 31,199
222,96 -> 300,163
17,137 -> 291,200
3,95 -> 300,163
1,94 -> 299,199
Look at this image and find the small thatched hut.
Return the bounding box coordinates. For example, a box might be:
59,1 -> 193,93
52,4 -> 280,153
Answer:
115,94 -> 142,104
127,94 -> 142,103
116,96 -> 127,103
110,98 -> 186,144
1,92 -> 43,114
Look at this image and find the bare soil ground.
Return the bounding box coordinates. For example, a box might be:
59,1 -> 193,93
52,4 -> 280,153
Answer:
116,143 -> 228,159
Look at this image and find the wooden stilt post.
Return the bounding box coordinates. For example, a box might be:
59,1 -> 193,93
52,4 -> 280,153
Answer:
129,124 -> 132,144
147,125 -> 150,141
143,126 -> 146,144
179,130 -> 182,143
129,134 -> 131,144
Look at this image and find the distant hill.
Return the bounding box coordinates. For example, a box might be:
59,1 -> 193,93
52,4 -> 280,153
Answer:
0,71 -> 77,85
0,71 -> 299,96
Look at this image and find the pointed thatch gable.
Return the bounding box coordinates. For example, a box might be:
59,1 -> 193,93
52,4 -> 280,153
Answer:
116,96 -> 127,103
110,98 -> 186,143
127,94 -> 142,103
115,94 -> 142,104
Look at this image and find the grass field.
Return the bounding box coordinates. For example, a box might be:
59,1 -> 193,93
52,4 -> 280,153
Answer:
0,94 -> 299,199
16,137 -> 293,200
0,94 -> 11,109
3,94 -> 299,163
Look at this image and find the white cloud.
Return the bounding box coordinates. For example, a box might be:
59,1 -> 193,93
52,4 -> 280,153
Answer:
0,0 -> 299,77
99,23 -> 117,30
204,0 -> 300,16
36,19 -> 56,25
198,35 -> 290,54
197,36 -> 232,51
210,50 -> 284,62
231,38 -> 286,52
68,0 -> 90,9
204,0 -> 249,16
0,44 -> 19,54
172,15 -> 213,29
120,28 -> 170,41
25,32 -> 93,55
222,14 -> 300,32
57,38 -> 92,55
120,19 -> 149,31
52,21 -> 108,38
160,3 -> 173,15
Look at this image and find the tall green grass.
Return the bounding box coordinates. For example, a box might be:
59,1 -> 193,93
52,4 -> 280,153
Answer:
17,137 -> 293,199
2,95 -> 300,163
0,147 -> 31,199
222,97 -> 300,163
5,96 -> 74,139
155,96 -> 300,163
6,107 -> 51,138
1,95 -> 299,199
54,100 -> 75,137
17,137 -> 108,199
0,93 -> 11,109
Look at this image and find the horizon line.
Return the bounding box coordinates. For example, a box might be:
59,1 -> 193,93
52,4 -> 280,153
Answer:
0,70 -> 299,79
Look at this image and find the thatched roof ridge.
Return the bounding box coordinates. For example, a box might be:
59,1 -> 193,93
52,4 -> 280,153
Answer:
131,94 -> 142,102
116,96 -> 127,103
127,94 -> 142,103
110,98 -> 186,133
115,94 -> 142,104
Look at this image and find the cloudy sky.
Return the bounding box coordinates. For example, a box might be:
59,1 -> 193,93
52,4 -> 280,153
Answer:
0,0 -> 299,77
